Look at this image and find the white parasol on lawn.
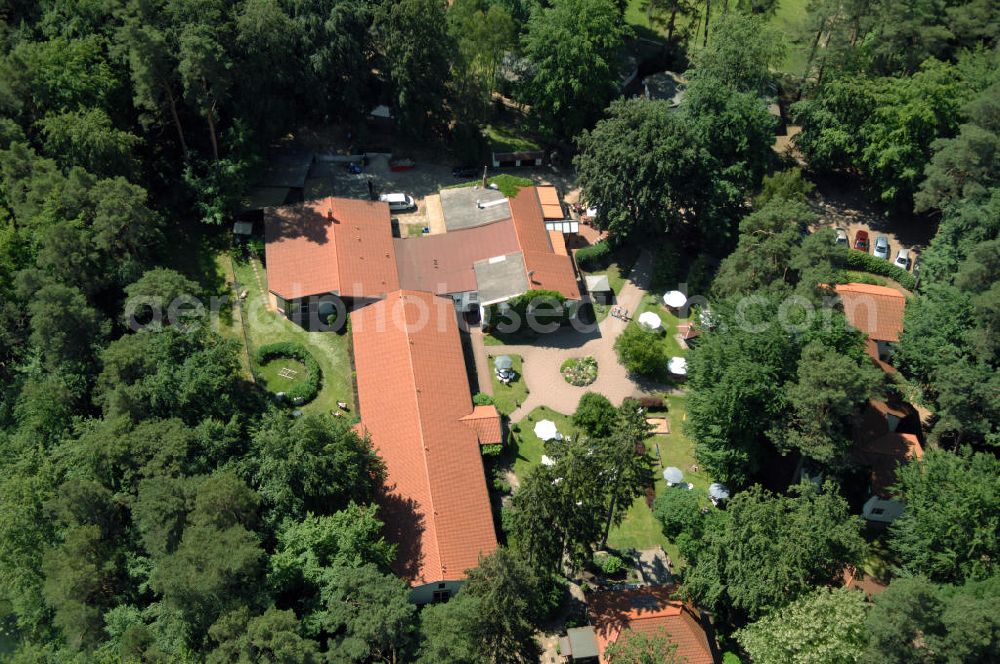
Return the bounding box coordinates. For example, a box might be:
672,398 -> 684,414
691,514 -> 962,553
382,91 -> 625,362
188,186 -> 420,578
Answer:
709,483 -> 731,502
662,291 -> 687,309
668,356 -> 688,376
494,355 -> 514,370
638,311 -> 663,331
663,467 -> 684,485
534,419 -> 558,441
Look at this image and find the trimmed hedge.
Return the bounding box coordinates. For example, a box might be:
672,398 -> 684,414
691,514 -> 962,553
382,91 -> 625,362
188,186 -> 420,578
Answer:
255,342 -> 322,404
836,248 -> 916,290
473,392 -> 495,406
576,240 -> 611,270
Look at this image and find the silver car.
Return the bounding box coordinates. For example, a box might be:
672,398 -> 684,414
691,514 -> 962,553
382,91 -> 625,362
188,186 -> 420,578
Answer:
893,249 -> 910,269
873,235 -> 889,260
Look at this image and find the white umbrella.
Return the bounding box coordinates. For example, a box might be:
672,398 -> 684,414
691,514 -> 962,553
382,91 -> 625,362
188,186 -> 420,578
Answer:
663,467 -> 684,485
662,290 -> 687,309
534,419 -> 558,441
709,483 -> 730,501
494,355 -> 514,370
541,454 -> 556,467
668,356 -> 688,376
638,311 -> 663,331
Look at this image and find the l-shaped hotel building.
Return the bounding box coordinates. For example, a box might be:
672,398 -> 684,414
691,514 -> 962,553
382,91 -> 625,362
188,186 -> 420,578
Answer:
264,185 -> 581,602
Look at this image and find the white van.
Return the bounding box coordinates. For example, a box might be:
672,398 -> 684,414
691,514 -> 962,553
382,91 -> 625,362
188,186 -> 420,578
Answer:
379,193 -> 415,212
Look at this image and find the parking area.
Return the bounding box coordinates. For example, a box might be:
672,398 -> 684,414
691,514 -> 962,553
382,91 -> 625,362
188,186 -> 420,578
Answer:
809,179 -> 938,272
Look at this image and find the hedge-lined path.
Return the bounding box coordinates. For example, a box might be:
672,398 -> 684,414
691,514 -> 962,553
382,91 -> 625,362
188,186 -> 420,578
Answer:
481,249 -> 663,420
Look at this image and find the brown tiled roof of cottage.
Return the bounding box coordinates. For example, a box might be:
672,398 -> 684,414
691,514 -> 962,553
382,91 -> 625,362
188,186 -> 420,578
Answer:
835,283 -> 906,342
460,405 -> 504,445
352,291 -> 497,586
537,185 -> 564,220
853,432 -> 923,497
588,586 -> 714,664
393,219 -> 521,295
264,197 -> 399,299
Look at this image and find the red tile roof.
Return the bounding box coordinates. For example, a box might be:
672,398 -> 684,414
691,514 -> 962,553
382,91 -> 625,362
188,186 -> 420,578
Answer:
537,185 -> 564,220
264,197 -> 399,300
460,405 -> 504,445
853,432 -> 923,497
394,219 -> 520,295
588,586 -> 714,664
835,283 -> 906,343
677,322 -> 701,340
507,188 -> 580,299
352,291 -> 497,586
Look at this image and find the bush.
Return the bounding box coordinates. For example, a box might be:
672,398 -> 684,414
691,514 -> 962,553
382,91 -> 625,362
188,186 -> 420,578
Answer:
594,553 -> 625,575
254,342 -> 322,404
473,392 -> 495,406
576,240 -> 612,270
573,392 -> 618,437
636,395 -> 665,410
485,289 -> 568,334
836,247 -> 916,289
510,423 -> 520,433
481,444 -> 504,457
652,488 -> 705,540
614,324 -> 667,376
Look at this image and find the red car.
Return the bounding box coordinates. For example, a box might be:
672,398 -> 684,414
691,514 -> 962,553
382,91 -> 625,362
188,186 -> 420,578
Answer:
853,230 -> 870,251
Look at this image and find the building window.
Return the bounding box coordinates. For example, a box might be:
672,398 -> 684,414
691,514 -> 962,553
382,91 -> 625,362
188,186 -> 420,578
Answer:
438,583 -> 446,589
432,590 -> 451,603
871,507 -> 885,516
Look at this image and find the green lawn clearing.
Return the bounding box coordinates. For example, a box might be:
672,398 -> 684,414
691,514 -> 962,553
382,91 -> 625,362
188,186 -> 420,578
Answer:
443,173 -> 535,198
489,354 -> 529,416
231,256 -> 354,415
511,406 -> 578,481
606,394 -> 712,569
484,124 -> 541,153
257,358 -> 310,394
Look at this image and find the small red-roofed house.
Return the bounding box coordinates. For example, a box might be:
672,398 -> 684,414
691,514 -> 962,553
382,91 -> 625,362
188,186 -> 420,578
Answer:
578,586 -> 715,664
834,283 -> 906,363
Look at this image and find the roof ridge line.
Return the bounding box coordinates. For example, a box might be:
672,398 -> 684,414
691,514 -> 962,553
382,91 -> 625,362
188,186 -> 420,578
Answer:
399,291 -> 448,582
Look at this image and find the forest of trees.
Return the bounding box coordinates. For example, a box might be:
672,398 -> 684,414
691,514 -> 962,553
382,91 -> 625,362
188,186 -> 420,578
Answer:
1,0 -> 998,661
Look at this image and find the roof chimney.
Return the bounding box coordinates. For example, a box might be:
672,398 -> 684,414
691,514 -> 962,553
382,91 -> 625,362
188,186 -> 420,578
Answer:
528,270 -> 537,283
327,208 -> 335,222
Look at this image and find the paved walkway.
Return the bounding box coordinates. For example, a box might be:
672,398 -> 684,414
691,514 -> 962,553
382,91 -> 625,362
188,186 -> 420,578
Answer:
475,250 -> 661,421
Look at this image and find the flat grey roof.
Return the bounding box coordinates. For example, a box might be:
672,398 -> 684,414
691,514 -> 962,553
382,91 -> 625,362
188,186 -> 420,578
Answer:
440,185 -> 510,231
567,627 -> 600,659
585,274 -> 611,292
474,252 -> 528,304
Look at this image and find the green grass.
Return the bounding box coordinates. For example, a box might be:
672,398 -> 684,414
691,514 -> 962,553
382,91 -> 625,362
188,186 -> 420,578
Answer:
606,395 -> 712,568
257,358 -> 309,394
489,354 -> 529,416
484,124 -> 541,153
837,269 -> 890,287
629,0 -> 812,75
443,174 -> 535,198
624,294 -> 686,381
511,406 -> 578,481
231,256 -> 354,415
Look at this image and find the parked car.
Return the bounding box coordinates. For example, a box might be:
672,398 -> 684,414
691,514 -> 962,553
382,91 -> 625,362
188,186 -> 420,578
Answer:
853,230 -> 870,251
873,235 -> 890,259
835,229 -> 849,246
379,193 -> 416,212
893,249 -> 910,269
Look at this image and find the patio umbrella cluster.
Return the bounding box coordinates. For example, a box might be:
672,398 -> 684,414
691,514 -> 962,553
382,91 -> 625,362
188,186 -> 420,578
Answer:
494,355 -> 516,385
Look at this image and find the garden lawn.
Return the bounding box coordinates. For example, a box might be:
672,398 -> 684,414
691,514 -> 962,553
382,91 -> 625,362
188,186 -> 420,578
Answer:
623,293 -> 687,380
232,256 -> 354,415
632,0 -> 811,74
257,358 -> 310,394
606,395 -> 712,571
489,354 -> 529,416
484,124 -> 541,153
511,406 -> 578,481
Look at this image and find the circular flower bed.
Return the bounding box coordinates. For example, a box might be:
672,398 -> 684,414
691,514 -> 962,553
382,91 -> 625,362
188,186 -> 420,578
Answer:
254,342 -> 322,405
561,356 -> 598,386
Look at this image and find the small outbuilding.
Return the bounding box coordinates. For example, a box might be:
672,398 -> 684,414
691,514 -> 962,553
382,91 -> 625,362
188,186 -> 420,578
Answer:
586,274 -> 613,304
